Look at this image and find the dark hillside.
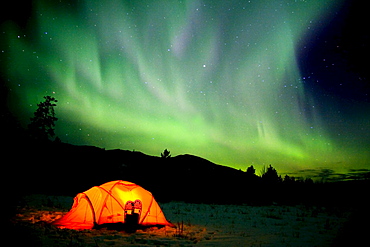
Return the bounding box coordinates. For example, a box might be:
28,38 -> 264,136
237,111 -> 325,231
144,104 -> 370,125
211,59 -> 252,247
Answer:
7,138 -> 369,206
10,140 -> 248,203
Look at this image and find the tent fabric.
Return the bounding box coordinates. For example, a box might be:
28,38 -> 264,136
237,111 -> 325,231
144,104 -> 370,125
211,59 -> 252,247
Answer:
52,180 -> 175,229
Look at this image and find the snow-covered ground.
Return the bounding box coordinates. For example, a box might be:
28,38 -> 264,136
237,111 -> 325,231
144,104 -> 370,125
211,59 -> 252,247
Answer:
11,194 -> 351,246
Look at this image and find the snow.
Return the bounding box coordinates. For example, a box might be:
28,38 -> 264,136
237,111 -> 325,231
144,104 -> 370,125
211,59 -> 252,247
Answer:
161,202 -> 349,246
11,194 -> 351,246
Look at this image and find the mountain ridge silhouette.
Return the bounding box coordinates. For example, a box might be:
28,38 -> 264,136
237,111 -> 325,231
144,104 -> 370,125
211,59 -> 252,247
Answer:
8,140 -> 369,206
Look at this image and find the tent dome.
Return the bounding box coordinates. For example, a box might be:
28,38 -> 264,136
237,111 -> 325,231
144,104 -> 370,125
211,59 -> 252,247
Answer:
52,180 -> 174,230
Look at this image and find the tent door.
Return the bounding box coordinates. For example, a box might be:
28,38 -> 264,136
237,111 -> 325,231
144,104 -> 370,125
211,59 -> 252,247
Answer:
124,200 -> 142,232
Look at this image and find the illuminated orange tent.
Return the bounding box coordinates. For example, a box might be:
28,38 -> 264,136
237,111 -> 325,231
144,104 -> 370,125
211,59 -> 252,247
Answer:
52,180 -> 175,230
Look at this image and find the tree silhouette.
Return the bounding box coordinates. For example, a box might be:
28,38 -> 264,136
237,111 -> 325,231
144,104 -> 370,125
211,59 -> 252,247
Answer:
245,165 -> 260,188
161,149 -> 171,159
246,165 -> 256,176
28,96 -> 58,141
261,165 -> 282,184
283,174 -> 296,184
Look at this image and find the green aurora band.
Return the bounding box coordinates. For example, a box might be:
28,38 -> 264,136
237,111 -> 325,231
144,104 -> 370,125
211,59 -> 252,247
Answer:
3,0 -> 369,174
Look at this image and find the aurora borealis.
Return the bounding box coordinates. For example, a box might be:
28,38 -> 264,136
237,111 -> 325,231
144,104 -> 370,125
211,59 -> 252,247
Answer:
1,0 -> 369,176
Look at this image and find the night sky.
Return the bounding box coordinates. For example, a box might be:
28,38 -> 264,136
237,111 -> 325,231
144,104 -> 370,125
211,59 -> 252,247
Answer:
1,0 -> 369,177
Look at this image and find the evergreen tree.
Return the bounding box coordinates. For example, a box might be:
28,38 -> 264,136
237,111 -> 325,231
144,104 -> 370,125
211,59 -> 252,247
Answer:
28,96 -> 58,141
246,165 -> 256,176
261,165 -> 282,184
161,149 -> 171,159
283,174 -> 296,184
